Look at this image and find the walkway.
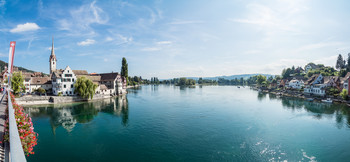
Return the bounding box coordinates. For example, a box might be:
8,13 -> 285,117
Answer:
0,93 -> 7,162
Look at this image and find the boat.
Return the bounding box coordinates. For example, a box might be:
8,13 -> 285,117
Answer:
237,86 -> 240,88
321,98 -> 332,103
306,98 -> 314,102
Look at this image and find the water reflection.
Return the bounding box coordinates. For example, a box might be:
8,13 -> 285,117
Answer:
267,93 -> 350,128
257,92 -> 267,101
24,95 -> 129,134
127,86 -> 142,94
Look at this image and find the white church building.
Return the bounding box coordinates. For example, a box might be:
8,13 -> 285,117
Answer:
49,38 -> 127,96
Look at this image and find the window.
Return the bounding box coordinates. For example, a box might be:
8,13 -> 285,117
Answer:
65,74 -> 72,77
72,78 -> 74,82
71,84 -> 73,88
53,62 -> 55,65
70,91 -> 72,94
64,85 -> 66,88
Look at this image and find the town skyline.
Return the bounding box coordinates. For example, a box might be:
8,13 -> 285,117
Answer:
1,0 -> 350,79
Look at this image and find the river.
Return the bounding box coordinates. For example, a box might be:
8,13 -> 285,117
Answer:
25,85 -> 350,161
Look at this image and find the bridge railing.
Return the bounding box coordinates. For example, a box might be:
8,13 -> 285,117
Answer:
7,90 -> 27,162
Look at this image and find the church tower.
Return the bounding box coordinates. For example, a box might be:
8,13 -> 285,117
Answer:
49,37 -> 57,74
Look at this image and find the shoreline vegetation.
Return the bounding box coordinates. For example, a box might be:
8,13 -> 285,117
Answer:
14,54 -> 350,107
141,54 -> 350,106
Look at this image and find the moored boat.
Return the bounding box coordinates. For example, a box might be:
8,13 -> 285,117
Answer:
321,98 -> 332,103
306,98 -> 314,102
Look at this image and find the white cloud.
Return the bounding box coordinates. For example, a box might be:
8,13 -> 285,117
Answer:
105,33 -> 133,45
77,39 -> 96,46
105,36 -> 114,41
10,23 -> 40,33
58,1 -> 108,33
313,55 -> 338,66
141,47 -> 161,51
117,34 -> 133,43
157,41 -> 172,45
230,1 -> 308,34
0,0 -> 5,8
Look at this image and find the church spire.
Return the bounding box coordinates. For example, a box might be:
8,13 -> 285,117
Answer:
51,36 -> 55,56
50,36 -> 57,74
50,36 -> 56,61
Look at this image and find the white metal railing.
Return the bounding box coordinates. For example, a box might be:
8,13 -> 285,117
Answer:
7,90 -> 27,162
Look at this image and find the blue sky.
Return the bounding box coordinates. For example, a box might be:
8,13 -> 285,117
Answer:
0,0 -> 350,79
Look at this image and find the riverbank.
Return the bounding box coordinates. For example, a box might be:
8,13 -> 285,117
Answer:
17,93 -> 126,106
17,85 -> 139,106
252,86 -> 350,105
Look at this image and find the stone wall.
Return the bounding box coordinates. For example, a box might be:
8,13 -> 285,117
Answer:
17,94 -> 116,105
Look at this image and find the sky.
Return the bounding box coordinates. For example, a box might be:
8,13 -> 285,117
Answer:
0,0 -> 350,79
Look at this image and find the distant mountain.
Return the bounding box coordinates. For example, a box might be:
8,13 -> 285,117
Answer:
0,59 -> 36,73
186,74 -> 275,81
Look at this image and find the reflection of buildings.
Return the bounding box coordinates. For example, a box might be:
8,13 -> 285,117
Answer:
24,95 -> 129,135
273,95 -> 350,128
51,108 -> 77,133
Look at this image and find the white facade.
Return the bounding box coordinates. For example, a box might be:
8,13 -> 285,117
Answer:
52,66 -> 76,96
30,84 -> 52,93
24,78 -> 31,93
304,74 -> 325,96
304,84 -> 326,96
24,77 -> 52,94
288,79 -> 304,89
305,65 -> 312,73
344,82 -> 348,91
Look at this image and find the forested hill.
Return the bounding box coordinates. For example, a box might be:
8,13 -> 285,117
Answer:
186,74 -> 274,81
0,59 -> 35,73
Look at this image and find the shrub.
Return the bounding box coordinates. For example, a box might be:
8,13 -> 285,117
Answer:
35,87 -> 46,94
4,93 -> 38,156
340,89 -> 348,100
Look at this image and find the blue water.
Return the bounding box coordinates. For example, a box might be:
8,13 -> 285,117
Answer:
25,85 -> 350,161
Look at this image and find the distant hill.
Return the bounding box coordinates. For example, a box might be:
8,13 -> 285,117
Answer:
186,74 -> 275,81
0,59 -> 36,73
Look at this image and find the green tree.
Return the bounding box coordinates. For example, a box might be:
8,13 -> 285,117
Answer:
336,54 -> 345,70
178,77 -> 187,86
35,87 -> 46,94
11,71 -> 25,95
121,57 -> 128,85
74,76 -> 98,99
340,89 -> 348,100
256,75 -> 267,85
198,77 -> 203,84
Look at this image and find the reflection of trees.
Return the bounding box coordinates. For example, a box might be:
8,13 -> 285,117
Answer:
120,96 -> 129,126
24,95 -> 130,134
278,96 -> 350,128
268,94 -> 277,100
127,86 -> 141,94
257,92 -> 267,101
